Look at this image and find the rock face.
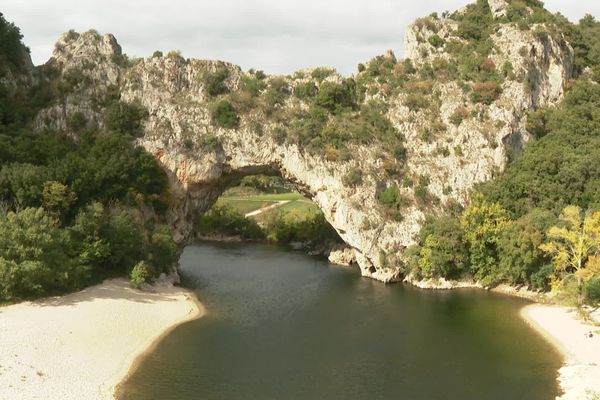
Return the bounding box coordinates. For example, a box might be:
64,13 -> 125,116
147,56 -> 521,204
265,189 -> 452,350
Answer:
328,246 -> 357,267
33,1 -> 574,283
488,0 -> 509,18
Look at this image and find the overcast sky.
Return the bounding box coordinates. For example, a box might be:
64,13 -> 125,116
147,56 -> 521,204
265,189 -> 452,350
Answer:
2,1 -> 599,75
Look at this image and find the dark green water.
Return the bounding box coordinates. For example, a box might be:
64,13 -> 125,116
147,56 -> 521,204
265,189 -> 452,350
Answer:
119,241 -> 561,400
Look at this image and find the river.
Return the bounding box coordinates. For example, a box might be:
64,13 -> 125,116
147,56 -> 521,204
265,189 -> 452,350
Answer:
118,241 -> 561,400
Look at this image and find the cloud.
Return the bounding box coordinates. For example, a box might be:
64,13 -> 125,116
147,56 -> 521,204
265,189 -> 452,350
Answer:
3,0 -> 600,75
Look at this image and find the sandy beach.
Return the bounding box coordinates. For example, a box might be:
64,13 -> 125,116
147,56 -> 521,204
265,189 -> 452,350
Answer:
521,305 -> 600,400
0,278 -> 203,400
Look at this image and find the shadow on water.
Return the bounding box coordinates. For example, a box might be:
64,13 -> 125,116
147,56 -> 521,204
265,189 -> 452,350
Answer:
119,241 -> 562,400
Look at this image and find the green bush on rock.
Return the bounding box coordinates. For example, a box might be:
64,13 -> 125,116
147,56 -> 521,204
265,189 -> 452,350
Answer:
130,261 -> 153,289
210,99 -> 239,128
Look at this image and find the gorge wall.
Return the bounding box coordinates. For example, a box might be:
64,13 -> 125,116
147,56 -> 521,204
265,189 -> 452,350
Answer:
33,0 -> 574,282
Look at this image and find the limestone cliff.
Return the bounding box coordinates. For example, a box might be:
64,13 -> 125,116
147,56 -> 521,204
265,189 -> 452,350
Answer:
31,1 -> 574,283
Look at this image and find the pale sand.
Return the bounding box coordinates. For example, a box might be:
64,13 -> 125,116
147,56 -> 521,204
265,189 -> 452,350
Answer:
521,304 -> 600,400
0,278 -> 204,400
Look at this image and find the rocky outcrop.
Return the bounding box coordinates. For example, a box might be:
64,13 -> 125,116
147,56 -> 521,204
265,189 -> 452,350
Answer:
328,246 -> 357,267
488,0 -> 509,18
32,1 -> 574,283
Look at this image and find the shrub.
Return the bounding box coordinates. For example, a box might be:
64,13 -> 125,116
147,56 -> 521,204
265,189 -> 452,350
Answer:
403,59 -> 416,75
479,58 -> 496,72
414,175 -> 439,207
262,210 -> 340,244
196,205 -> 264,239
210,99 -> 239,128
343,167 -> 363,187
450,106 -> 470,126
585,274 -> 600,304
42,181 -> 76,221
63,68 -> 90,89
104,100 -> 148,137
264,77 -> 290,109
239,74 -> 265,97
526,108 -> 550,138
310,67 -> 335,82
130,261 -> 153,289
253,70 -> 267,80
378,184 -> 410,221
272,126 -> 287,145
198,134 -> 221,152
471,81 -> 502,104
202,65 -> 230,97
428,34 -> 445,48
314,80 -> 356,114
501,61 -> 515,80
454,0 -> 493,42
393,144 -> 407,162
229,90 -> 256,112
404,93 -> 430,111
66,111 -> 88,133
166,50 -> 182,58
294,81 -> 318,100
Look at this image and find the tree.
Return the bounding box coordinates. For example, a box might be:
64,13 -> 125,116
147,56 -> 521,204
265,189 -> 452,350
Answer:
0,208 -> 85,301
103,206 -> 144,271
461,194 -> 509,284
416,215 -> 469,279
0,13 -> 27,70
42,181 -> 77,222
496,209 -> 555,288
69,202 -> 111,270
0,163 -> 47,208
540,205 -> 600,303
148,225 -> 178,273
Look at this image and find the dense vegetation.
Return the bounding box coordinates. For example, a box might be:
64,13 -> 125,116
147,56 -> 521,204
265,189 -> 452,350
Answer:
0,14 -> 178,302
408,6 -> 600,305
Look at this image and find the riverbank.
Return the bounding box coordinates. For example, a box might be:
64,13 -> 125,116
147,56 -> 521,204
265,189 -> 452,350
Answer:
0,278 -> 204,400
521,304 -> 600,400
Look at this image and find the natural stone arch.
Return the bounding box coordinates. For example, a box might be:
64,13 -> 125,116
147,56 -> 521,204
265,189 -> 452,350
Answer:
148,133 -> 401,282
37,6 -> 574,282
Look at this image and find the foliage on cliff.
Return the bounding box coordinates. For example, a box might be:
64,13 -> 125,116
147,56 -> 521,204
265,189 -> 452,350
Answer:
0,14 -> 178,302
408,11 -> 600,304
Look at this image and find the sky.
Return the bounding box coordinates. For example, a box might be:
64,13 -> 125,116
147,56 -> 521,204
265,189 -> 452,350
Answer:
2,1 -> 600,75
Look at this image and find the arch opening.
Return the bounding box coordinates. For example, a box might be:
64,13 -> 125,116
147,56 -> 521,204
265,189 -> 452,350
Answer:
186,170 -> 354,266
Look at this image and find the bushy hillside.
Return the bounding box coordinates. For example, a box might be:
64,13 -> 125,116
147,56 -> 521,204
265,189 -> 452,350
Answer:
408,4 -> 600,305
0,14 -> 178,302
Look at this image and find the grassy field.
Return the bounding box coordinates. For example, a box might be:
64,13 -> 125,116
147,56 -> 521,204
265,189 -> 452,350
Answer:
216,187 -> 317,220
256,199 -> 319,221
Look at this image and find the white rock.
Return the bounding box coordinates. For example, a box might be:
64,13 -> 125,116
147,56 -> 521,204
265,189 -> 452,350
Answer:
328,247 -> 356,266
